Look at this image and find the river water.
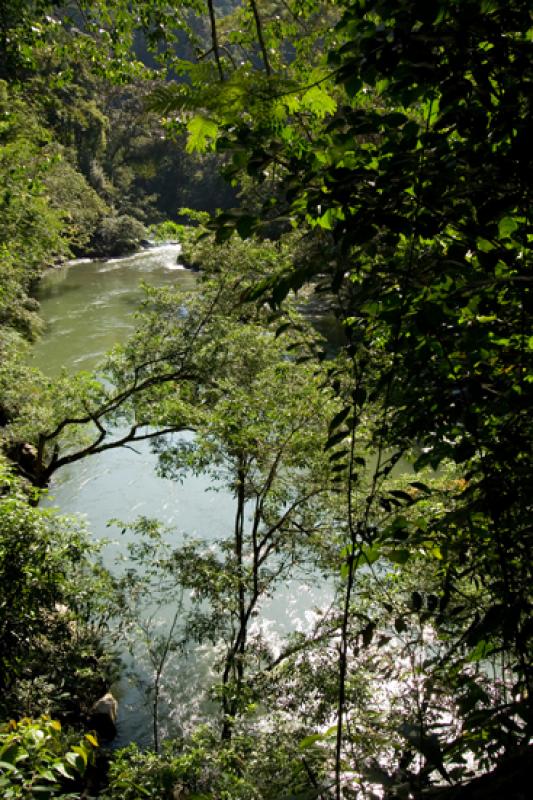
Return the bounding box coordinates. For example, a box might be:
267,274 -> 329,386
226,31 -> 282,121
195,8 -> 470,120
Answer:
32,244 -> 332,746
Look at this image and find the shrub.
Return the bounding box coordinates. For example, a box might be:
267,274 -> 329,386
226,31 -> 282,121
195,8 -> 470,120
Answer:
90,214 -> 147,257
0,717 -> 97,799
0,457 -> 118,722
148,220 -> 185,242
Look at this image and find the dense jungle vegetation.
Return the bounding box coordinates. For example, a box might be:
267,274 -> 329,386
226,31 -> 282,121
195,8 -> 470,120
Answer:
0,1 -> 531,798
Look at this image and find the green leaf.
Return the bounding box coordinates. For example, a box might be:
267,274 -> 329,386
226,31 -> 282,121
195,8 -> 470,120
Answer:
185,116 -> 219,153
360,544 -> 380,566
299,733 -> 323,749
301,86 -> 337,118
498,216 -> 518,238
352,387 -> 367,407
275,322 -> 292,338
387,549 -> 410,565
344,76 -> 362,98
236,215 -> 256,239
37,769 -> 56,782
329,406 -> 351,432
54,763 -> 74,780
315,207 -> 344,230
324,430 -> 348,451
129,785 -> 151,797
388,490 -> 414,505
64,752 -> 84,772
0,746 -> 19,765
409,482 -> 432,494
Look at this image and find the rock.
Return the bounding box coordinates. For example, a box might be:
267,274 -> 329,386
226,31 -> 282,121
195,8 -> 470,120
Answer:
88,692 -> 118,741
21,442 -> 38,460
179,253 -> 201,271
6,441 -> 41,484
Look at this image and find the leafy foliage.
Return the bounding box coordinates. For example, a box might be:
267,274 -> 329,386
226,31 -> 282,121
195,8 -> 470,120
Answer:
0,81 -> 68,338
101,724 -> 327,800
139,0 -> 533,791
90,214 -> 148,257
0,717 -> 97,800
0,457 -> 117,722
1,1 -> 532,797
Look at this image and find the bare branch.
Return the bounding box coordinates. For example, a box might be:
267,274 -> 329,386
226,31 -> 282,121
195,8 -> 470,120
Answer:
47,425 -> 192,479
41,366 -> 197,445
257,487 -> 323,560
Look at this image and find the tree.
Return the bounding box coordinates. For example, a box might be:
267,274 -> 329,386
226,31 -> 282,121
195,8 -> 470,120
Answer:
0,232 -> 303,488
2,1 -> 531,796
149,0 -> 532,791
150,316 -> 340,740
86,246 -> 342,750
0,81 -> 69,338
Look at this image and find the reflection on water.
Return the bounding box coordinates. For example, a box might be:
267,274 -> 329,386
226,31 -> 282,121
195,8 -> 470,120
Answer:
34,245 -> 332,745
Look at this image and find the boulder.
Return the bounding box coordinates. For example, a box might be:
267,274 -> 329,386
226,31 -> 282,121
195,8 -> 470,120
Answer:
88,692 -> 118,741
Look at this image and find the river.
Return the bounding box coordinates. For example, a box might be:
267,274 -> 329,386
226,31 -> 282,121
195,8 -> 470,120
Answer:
32,243 -> 332,746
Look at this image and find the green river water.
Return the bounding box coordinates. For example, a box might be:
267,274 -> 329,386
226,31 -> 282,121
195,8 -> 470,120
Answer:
32,244 -> 332,746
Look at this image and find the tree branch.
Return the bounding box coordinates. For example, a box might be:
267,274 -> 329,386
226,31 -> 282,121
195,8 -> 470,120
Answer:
248,0 -> 271,77
46,424 -> 191,479
207,0 -> 224,81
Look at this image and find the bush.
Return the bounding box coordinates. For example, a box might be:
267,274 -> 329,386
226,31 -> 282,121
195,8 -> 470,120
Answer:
101,733 -> 257,800
44,154 -> 109,252
0,457 -> 118,722
0,717 -> 97,799
90,214 -> 147,257
101,722 -> 327,800
148,220 -> 185,242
